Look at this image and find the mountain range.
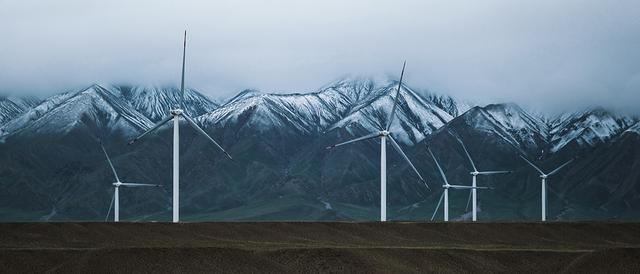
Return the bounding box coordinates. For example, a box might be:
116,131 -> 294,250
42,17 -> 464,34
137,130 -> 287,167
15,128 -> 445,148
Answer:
0,78 -> 638,222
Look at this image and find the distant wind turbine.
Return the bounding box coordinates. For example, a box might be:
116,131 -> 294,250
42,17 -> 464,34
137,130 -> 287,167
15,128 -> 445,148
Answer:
519,155 -> 573,221
449,131 -> 510,221
428,147 -> 488,222
101,142 -> 162,222
128,31 -> 233,223
326,61 -> 430,222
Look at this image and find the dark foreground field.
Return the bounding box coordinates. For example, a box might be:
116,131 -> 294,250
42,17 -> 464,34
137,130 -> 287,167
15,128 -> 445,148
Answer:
1,222 -> 639,273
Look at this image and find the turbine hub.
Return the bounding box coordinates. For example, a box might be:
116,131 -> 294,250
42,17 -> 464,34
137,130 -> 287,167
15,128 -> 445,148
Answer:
170,109 -> 183,115
540,174 -> 548,179
471,171 -> 479,176
113,182 -> 122,187
380,130 -> 390,136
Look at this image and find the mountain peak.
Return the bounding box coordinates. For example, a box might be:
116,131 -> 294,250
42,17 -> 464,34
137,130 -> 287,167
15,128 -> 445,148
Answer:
225,89 -> 263,105
116,85 -> 218,121
549,106 -> 636,152
453,102 -> 549,155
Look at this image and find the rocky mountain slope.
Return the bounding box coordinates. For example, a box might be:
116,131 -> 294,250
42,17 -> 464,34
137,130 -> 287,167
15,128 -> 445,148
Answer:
0,79 -> 637,221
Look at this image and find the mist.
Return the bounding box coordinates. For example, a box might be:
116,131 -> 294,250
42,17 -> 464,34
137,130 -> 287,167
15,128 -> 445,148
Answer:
1,0 -> 639,113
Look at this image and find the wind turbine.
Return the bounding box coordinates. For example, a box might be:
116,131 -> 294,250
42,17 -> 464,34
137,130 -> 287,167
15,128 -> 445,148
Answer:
519,156 -> 573,222
128,31 -> 233,223
325,61 -> 430,222
101,142 -> 162,222
428,147 -> 488,222
449,132 -> 510,221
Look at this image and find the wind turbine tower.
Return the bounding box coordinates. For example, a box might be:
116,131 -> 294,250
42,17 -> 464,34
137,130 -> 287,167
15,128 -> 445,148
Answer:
428,147 -> 488,222
326,61 -> 430,222
101,142 -> 162,222
128,31 -> 233,223
449,132 -> 510,221
520,156 -> 573,221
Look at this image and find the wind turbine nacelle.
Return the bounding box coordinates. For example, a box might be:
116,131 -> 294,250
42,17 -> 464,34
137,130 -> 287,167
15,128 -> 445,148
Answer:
540,174 -> 548,179
113,182 -> 122,187
170,109 -> 183,115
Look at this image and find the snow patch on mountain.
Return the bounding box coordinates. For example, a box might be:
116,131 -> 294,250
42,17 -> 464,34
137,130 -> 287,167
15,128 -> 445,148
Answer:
198,78 -> 383,134
329,82 -> 453,145
625,122 -> 640,134
0,96 -> 40,126
0,85 -> 152,138
116,86 -> 218,122
550,108 -> 636,152
459,103 -> 549,154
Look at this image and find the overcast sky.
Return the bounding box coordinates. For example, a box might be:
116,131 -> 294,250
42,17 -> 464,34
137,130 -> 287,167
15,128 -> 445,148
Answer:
1,0 -> 639,113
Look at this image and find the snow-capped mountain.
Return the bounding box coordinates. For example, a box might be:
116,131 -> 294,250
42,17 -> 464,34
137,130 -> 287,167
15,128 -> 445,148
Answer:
115,85 -> 219,122
1,78 -> 640,222
447,103 -> 550,155
626,122 -> 640,134
198,78 -> 386,135
420,91 -> 472,117
0,85 -> 152,139
329,82 -> 454,145
0,96 -> 40,126
549,108 -> 636,152
197,77 -> 467,143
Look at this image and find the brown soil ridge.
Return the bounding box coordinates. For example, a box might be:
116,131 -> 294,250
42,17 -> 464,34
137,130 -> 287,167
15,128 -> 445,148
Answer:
1,222 -> 639,273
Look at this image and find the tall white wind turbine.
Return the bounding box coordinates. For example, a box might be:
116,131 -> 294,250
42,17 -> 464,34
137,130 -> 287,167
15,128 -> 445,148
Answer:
449,132 -> 510,221
128,31 -> 233,223
325,61 -> 430,222
101,142 -> 162,222
519,156 -> 573,222
428,147 -> 488,222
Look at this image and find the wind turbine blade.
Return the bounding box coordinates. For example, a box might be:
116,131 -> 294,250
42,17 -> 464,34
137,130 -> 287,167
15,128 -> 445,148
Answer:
128,115 -> 173,145
100,142 -> 120,182
388,135 -> 430,190
105,190 -> 115,222
449,131 -> 477,172
180,30 -> 187,110
547,159 -> 574,176
385,61 -> 406,131
477,171 -> 511,175
519,155 -> 545,175
465,190 -> 472,211
431,191 -> 445,221
182,114 -> 233,160
449,184 -> 490,190
427,147 -> 449,186
326,132 -> 380,149
120,183 -> 163,187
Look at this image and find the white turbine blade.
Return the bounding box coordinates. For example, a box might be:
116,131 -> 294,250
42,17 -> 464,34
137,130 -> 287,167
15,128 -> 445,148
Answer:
427,147 -> 449,186
449,131 -> 477,172
105,190 -> 115,222
449,184 -> 490,190
388,135 -> 430,190
120,183 -> 163,187
465,190 -> 472,211
100,142 -> 120,182
519,155 -> 545,175
180,30 -> 187,110
326,132 -> 380,149
128,115 -> 173,145
182,114 -> 233,160
547,159 -> 574,176
431,191 -> 445,221
385,61 -> 406,131
477,171 -> 511,175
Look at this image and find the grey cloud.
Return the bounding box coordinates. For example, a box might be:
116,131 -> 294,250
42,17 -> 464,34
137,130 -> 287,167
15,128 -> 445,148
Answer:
1,0 -> 639,113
